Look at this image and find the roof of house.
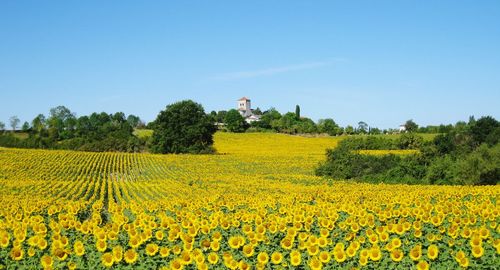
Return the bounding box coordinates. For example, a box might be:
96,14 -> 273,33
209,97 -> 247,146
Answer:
238,97 -> 250,101
247,114 -> 261,119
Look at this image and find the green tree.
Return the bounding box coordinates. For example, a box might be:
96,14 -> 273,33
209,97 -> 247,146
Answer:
404,119 -> 419,133
224,109 -> 248,133
277,112 -> 300,134
345,125 -> 355,135
456,144 -> 500,185
9,116 -> 20,131
318,118 -> 340,136
295,105 -> 301,119
470,116 -> 499,146
31,114 -> 46,134
370,127 -> 382,135
397,133 -> 423,149
0,121 -> 5,132
215,110 -> 228,123
127,114 -> 141,128
150,100 -> 216,154
357,121 -> 368,134
297,117 -> 317,133
21,121 -> 30,132
258,108 -> 281,130
47,106 -> 76,140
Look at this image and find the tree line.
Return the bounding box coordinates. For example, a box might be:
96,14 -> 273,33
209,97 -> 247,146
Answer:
209,108 -> 448,136
316,116 -> 500,185
0,106 -> 147,152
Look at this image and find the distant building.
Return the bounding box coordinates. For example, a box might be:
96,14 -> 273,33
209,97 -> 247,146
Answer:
237,97 -> 261,123
246,114 -> 261,123
237,97 -> 252,117
399,124 -> 406,133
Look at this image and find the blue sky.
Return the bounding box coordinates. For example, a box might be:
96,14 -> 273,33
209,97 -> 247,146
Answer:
1,1 -> 499,129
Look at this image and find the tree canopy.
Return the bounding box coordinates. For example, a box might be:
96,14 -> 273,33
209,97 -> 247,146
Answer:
224,109 -> 248,133
150,100 -> 216,154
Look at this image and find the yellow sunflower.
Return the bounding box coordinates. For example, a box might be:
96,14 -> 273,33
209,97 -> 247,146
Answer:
390,249 -> 404,262
207,252 -> 219,265
409,245 -> 422,261
471,245 -> 484,258
124,248 -> 138,264
145,243 -> 159,256
369,246 -> 382,261
101,252 -> 114,268
40,255 -> 53,268
271,251 -> 283,264
427,244 -> 438,260
257,251 -> 269,265
112,245 -> 123,262
416,260 -> 430,270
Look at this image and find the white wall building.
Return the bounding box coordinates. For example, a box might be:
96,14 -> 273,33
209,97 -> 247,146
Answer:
237,97 -> 261,123
399,125 -> 406,133
237,97 -> 252,117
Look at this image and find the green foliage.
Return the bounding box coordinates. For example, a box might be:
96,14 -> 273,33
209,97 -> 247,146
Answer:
316,136 -> 427,184
404,119 -> 418,132
9,115 -> 20,131
215,110 -> 228,123
296,117 -> 317,133
252,108 -> 281,129
150,100 -> 216,154
0,106 -> 145,152
21,121 -> 30,132
318,118 -> 340,136
345,125 -> 355,135
357,121 -> 368,134
317,117 -> 499,186
337,136 -> 398,150
224,109 -> 248,133
396,133 -> 423,149
470,116 -> 499,146
126,114 -> 142,128
31,114 -> 46,134
426,155 -> 457,185
456,144 -> 500,185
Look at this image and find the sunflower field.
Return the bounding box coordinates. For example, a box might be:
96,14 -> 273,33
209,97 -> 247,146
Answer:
0,132 -> 498,269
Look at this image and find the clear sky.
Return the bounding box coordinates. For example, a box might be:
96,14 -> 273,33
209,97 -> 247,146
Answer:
1,1 -> 499,129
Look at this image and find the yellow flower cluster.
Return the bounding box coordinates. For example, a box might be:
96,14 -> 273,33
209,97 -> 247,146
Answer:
0,133 -> 499,269
355,149 -> 420,156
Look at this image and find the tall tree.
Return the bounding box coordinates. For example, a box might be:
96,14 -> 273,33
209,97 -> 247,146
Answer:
47,106 -> 76,139
31,114 -> 47,134
357,121 -> 368,134
21,121 -> 30,132
9,116 -> 20,131
0,121 -> 5,132
295,105 -> 301,119
127,114 -> 141,128
150,100 -> 216,154
404,119 -> 419,133
224,109 -> 248,133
